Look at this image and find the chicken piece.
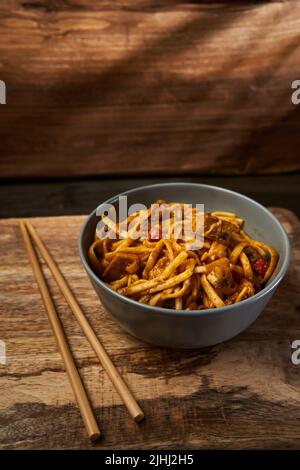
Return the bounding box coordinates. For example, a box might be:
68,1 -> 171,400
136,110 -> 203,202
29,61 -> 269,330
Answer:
207,266 -> 235,297
204,213 -> 239,241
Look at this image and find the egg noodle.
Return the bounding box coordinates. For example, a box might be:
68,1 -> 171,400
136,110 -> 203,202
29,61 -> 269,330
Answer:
88,201 -> 278,310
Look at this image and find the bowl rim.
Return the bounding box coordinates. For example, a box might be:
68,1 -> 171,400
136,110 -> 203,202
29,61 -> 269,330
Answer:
78,182 -> 291,317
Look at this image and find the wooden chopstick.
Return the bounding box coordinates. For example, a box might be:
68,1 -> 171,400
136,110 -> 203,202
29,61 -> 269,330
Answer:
19,221 -> 101,442
25,220 -> 144,423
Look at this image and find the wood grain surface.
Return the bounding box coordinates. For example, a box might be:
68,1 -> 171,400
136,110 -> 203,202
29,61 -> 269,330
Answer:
0,208 -> 299,449
1,1 -> 300,178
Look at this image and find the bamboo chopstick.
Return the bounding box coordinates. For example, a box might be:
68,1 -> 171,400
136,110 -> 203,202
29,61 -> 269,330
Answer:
25,220 -> 144,423
19,221 -> 101,442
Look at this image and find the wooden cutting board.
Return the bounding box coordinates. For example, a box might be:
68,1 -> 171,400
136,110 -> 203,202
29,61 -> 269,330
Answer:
0,208 -> 300,450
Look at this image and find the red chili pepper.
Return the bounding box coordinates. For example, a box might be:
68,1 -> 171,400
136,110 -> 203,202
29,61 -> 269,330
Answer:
253,257 -> 269,278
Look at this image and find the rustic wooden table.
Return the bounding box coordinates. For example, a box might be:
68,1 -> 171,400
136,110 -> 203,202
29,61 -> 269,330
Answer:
0,208 -> 300,450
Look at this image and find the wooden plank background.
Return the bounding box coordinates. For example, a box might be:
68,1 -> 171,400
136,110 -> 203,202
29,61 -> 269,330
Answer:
0,1 -> 300,178
0,208 -> 300,449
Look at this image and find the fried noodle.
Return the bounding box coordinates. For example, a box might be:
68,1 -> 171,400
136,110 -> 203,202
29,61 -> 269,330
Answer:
88,201 -> 278,310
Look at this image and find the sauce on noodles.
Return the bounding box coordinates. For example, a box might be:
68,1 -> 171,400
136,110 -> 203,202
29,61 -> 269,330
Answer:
88,201 -> 278,310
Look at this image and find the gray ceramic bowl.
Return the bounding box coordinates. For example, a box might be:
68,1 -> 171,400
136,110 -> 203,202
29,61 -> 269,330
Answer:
78,183 -> 290,348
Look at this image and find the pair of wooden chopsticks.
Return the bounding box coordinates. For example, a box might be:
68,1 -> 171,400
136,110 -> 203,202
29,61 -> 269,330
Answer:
19,220 -> 144,441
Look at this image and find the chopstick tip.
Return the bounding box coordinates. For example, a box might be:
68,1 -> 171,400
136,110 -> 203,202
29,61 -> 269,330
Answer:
134,411 -> 145,423
89,431 -> 101,442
